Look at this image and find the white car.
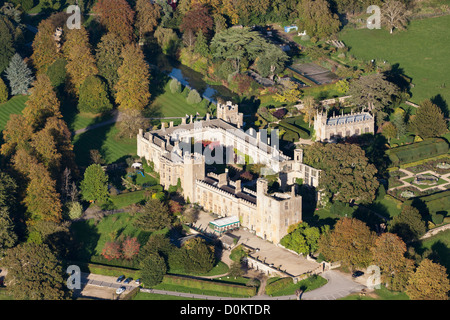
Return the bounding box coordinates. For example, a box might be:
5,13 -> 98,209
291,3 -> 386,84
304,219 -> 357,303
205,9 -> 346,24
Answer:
116,286 -> 126,295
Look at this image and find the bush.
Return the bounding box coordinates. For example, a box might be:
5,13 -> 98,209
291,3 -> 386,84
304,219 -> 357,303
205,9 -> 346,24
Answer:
169,78 -> 181,94
186,89 -> 202,105
265,277 -> 293,296
387,138 -> 449,167
68,201 -> 83,220
431,213 -> 444,225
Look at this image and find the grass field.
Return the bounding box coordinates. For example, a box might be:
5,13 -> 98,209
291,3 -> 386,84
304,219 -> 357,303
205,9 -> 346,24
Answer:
72,124 -> 137,167
339,15 -> 450,105
414,229 -> 450,274
0,95 -> 28,131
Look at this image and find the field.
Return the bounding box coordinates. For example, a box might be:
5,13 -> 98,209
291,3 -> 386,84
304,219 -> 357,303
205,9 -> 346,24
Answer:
339,15 -> 450,105
414,229 -> 450,274
72,124 -> 137,167
0,95 -> 28,131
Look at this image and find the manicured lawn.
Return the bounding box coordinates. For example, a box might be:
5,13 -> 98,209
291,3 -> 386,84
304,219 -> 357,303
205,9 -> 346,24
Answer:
414,229 -> 450,274
0,95 -> 28,131
341,285 -> 409,300
266,275 -> 328,297
133,292 -> 203,300
72,124 -> 137,167
150,83 -> 209,118
339,15 -> 450,104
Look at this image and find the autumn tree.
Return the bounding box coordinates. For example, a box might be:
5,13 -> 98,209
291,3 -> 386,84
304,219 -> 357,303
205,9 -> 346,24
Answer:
0,114 -> 33,157
298,0 -> 341,38
301,96 -> 319,127
31,18 -> 61,73
102,241 -> 122,260
318,217 -> 376,269
180,4 -> 214,37
409,99 -> 448,139
3,243 -> 70,300
371,232 -> 414,291
382,0 -> 409,34
63,26 -> 98,96
78,75 -> 113,114
80,164 -> 110,203
116,109 -> 150,139
406,259 -> 450,300
304,142 -> 379,204
348,73 -> 400,113
122,236 -> 140,260
22,74 -> 62,130
93,0 -> 135,44
115,43 -> 151,112
0,77 -> 8,103
135,0 -> 161,38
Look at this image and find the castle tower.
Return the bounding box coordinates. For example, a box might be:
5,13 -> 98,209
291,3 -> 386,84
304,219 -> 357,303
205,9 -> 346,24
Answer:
183,153 -> 205,203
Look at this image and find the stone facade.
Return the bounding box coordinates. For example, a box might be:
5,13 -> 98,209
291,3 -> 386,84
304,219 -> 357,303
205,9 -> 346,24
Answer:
314,111 -> 374,142
137,109 -> 321,244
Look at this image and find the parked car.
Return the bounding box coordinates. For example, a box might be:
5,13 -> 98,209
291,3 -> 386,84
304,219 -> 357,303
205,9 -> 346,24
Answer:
124,277 -> 133,284
352,271 -> 364,278
116,275 -> 125,283
135,279 -> 141,285
116,286 -> 126,295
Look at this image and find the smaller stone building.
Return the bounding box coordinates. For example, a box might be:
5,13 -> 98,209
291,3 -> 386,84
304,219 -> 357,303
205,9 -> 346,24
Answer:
314,111 -> 374,142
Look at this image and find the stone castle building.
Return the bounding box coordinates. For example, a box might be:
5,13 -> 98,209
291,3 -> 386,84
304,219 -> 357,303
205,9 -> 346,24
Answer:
314,110 -> 374,142
137,102 -> 320,243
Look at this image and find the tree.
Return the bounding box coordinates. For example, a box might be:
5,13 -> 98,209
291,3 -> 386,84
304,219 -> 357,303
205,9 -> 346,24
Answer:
406,259 -> 450,300
4,53 -> 34,95
22,74 -> 62,130
80,164 -> 110,203
304,142 -> 379,204
102,241 -> 122,260
388,205 -> 426,243
135,0 -> 161,38
140,253 -> 167,287
186,89 -> 202,104
78,75 -> 113,114
180,4 -> 213,36
169,78 -> 181,94
182,237 -> 215,274
274,80 -> 302,104
382,0 -> 409,34
301,96 -> 319,127
116,109 -> 150,139
298,0 -> 341,38
255,44 -> 289,79
46,58 -> 67,90
0,15 -> 16,74
95,33 -> 124,97
93,0 -> 135,44
0,113 -> 33,157
31,18 -> 61,73
133,198 -> 172,231
3,243 -> 70,300
318,217 -> 376,269
194,29 -> 209,57
154,26 -> 179,55
409,100 -> 447,139
382,121 -> 398,143
122,236 -> 140,260
63,26 -> 98,96
0,206 -> 18,257
280,222 -> 320,255
392,112 -> 407,138
348,73 -> 400,113
67,201 -> 83,220
138,234 -> 173,263
371,232 -> 413,291
0,77 -> 8,103
115,43 -> 151,111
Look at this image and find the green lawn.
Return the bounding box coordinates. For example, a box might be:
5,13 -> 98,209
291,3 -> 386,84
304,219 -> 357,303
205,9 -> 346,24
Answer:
72,124 -> 137,167
414,229 -> 450,274
150,83 -> 209,118
0,95 -> 28,131
133,292 -> 203,300
339,15 -> 450,105
341,285 -> 409,300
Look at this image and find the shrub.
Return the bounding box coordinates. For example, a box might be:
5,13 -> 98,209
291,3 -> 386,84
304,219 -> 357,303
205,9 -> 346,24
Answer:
186,89 -> 202,104
431,213 -> 444,225
102,241 -> 122,260
169,78 -> 181,94
0,78 -> 8,103
68,201 -> 83,220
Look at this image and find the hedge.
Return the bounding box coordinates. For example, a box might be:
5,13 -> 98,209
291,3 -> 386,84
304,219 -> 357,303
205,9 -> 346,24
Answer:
265,277 -> 294,296
158,274 -> 256,297
278,120 -> 310,139
387,138 -> 449,167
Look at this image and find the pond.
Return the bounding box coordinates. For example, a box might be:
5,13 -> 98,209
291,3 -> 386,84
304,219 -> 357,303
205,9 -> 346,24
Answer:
158,54 -> 239,104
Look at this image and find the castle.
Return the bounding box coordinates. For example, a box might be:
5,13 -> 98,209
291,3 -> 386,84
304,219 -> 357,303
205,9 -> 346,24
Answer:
314,110 -> 374,142
137,102 -> 320,244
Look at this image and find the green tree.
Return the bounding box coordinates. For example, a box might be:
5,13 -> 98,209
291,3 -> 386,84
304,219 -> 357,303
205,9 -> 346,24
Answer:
3,243 -> 70,300
80,164 -> 110,203
182,237 -> 215,274
406,259 -> 450,300
304,142 -> 379,204
140,253 -> 167,287
133,198 -> 172,231
348,73 -> 399,113
5,53 -> 34,95
46,58 -> 67,90
388,205 -> 426,243
194,29 -> 210,57
280,222 -> 320,255
298,0 -> 341,38
78,75 -> 113,114
169,78 -> 181,94
186,89 -> 202,104
382,121 -> 398,143
0,15 -> 15,74
0,206 -> 18,257
409,100 -> 447,139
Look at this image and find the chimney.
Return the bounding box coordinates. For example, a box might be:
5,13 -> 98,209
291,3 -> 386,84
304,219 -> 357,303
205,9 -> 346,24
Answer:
235,180 -> 242,194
